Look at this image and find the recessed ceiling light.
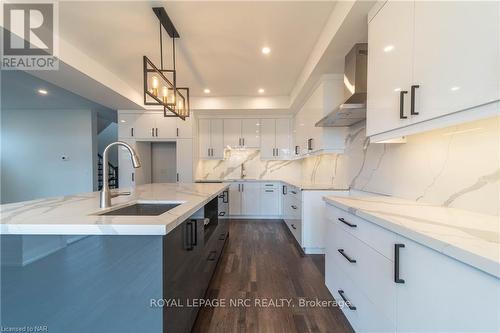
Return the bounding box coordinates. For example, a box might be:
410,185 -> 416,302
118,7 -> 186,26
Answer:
37,89 -> 48,95
258,88 -> 265,94
203,88 -> 211,94
261,47 -> 271,55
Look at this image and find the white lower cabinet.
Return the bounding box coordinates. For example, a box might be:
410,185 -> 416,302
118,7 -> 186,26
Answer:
325,203 -> 500,333
260,183 -> 281,216
227,182 -> 281,217
395,237 -> 500,333
241,182 -> 260,215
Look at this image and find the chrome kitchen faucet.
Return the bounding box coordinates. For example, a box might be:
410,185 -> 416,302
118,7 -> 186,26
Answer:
100,141 -> 141,208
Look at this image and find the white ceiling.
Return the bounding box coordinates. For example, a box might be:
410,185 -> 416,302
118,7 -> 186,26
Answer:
59,1 -> 337,98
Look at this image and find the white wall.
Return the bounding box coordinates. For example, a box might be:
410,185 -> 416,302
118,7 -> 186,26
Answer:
1,108 -> 96,203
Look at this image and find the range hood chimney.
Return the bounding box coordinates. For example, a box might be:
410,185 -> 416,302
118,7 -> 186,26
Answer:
316,43 -> 368,127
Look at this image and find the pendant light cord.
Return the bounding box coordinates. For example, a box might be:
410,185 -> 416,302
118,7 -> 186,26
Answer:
159,20 -> 163,70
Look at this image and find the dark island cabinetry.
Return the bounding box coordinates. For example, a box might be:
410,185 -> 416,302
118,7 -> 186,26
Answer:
163,196 -> 228,333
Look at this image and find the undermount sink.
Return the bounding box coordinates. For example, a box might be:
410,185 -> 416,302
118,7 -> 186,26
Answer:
99,203 -> 181,216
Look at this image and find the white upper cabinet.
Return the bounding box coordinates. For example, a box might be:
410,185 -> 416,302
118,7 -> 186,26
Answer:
176,116 -> 193,138
367,0 -> 500,140
412,1 -> 499,122
367,0 -> 414,136
260,118 -> 291,160
154,115 -> 177,139
223,119 -> 260,148
118,114 -> 139,139
118,112 -> 193,139
199,119 -> 224,159
223,119 -> 241,148
241,119 -> 260,148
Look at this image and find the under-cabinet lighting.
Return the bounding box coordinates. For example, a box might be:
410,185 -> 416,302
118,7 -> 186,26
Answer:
262,47 -> 271,55
204,88 -> 211,94
258,88 -> 265,94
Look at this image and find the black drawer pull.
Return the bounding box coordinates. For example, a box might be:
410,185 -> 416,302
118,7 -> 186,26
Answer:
218,212 -> 226,216
291,205 -> 297,210
265,189 -> 274,192
410,85 -> 420,115
338,217 -> 357,228
207,250 -> 217,261
291,190 -> 297,194
399,90 -> 408,119
394,243 -> 405,284
338,249 -> 356,263
338,290 -> 356,310
291,224 -> 297,230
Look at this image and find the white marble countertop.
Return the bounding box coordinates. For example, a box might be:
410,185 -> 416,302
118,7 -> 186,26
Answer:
196,178 -> 348,191
0,183 -> 229,236
324,193 -> 500,278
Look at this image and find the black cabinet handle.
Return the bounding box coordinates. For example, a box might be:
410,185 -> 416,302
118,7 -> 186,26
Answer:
155,128 -> 158,137
291,224 -> 297,230
131,128 -> 134,137
151,128 -> 155,137
394,243 -> 405,283
338,249 -> 356,263
218,212 -> 225,216
308,138 -> 313,151
176,128 -> 179,137
265,189 -> 274,192
291,205 -> 297,210
282,185 -> 287,195
338,290 -> 356,310
295,145 -> 299,155
191,219 -> 198,247
338,217 -> 357,228
222,190 -> 228,203
399,90 -> 408,119
242,138 -> 245,146
186,221 -> 194,251
207,250 -> 217,261
410,85 -> 420,115
291,190 -> 297,194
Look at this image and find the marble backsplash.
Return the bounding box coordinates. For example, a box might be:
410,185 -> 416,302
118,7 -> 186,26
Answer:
197,116 -> 499,216
302,116 -> 500,216
196,149 -> 302,182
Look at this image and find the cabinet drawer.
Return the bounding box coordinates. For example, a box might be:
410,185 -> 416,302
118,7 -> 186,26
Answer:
288,186 -> 301,201
262,182 -> 279,189
285,219 -> 302,245
330,222 -> 396,324
328,263 -> 396,333
289,198 -> 301,218
326,204 -> 398,260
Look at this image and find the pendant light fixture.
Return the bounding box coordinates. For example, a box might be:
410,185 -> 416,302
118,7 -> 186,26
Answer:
143,7 -> 190,120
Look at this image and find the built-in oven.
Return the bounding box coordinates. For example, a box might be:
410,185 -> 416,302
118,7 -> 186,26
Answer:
218,190 -> 229,217
195,180 -> 229,217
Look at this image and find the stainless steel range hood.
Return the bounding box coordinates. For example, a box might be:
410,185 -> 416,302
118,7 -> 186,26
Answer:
316,43 -> 368,127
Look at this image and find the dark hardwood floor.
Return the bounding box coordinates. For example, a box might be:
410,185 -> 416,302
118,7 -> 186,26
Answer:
192,219 -> 353,333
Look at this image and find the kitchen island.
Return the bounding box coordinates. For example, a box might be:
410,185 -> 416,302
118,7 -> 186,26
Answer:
0,183 -> 229,333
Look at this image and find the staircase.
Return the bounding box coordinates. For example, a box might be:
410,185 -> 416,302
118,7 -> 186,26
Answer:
98,154 -> 119,190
